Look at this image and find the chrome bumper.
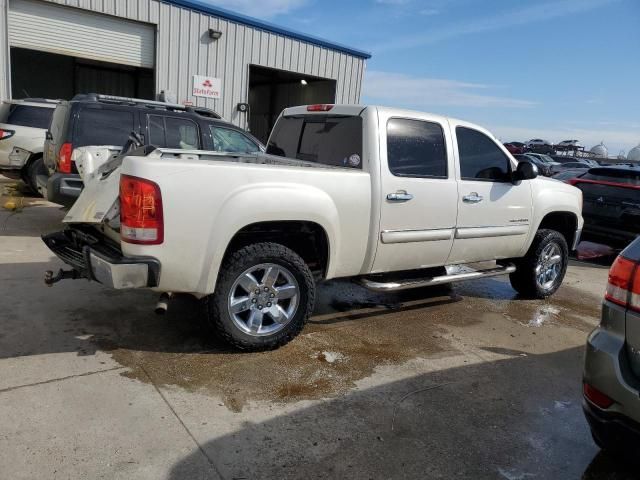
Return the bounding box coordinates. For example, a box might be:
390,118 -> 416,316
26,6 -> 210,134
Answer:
89,250 -> 151,289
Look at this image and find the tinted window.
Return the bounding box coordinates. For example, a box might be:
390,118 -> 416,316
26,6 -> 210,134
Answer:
148,115 -> 199,149
582,168 -> 640,186
267,115 -> 363,168
76,108 -> 135,147
7,105 -> 54,129
386,118 -> 447,178
457,127 -> 511,181
210,126 -> 260,153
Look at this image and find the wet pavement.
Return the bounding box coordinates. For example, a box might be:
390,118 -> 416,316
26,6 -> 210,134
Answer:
0,176 -> 637,479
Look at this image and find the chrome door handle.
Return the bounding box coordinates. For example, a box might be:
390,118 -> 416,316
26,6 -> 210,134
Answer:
462,192 -> 483,203
387,190 -> 413,202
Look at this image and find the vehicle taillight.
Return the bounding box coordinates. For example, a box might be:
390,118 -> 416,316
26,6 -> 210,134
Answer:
583,383 -> 614,409
0,128 -> 15,140
605,255 -> 640,312
120,174 -> 164,245
307,104 -> 334,112
567,178 -> 579,186
58,143 -> 73,173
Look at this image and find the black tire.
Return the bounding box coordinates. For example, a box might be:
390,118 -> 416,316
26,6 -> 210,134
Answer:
509,229 -> 568,299
204,242 -> 315,351
25,156 -> 44,197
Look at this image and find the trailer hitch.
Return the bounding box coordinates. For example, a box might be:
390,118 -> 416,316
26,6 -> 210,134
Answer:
44,269 -> 82,287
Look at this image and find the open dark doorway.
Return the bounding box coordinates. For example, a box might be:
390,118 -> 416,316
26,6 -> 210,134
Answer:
248,65 -> 336,143
10,47 -> 154,100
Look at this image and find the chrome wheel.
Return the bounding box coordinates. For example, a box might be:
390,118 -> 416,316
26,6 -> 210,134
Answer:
227,263 -> 300,337
535,242 -> 563,291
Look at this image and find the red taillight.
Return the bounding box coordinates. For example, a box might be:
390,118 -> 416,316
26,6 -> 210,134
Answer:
58,143 -> 73,174
567,178 -> 579,186
583,383 -> 614,409
307,104 -> 334,112
119,174 -> 164,245
0,128 -> 15,140
605,255 -> 640,312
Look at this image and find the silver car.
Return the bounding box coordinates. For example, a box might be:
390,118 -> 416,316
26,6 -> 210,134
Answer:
583,236 -> 640,455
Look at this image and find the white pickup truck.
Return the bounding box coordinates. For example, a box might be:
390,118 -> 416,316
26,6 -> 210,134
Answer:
43,104 -> 583,350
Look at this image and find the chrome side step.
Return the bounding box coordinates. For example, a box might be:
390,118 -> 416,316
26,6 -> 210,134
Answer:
357,263 -> 516,292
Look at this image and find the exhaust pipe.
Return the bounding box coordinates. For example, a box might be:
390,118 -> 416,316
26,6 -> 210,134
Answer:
155,292 -> 173,315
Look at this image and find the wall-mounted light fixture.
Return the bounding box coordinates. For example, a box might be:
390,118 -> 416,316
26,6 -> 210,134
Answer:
300,79 -> 308,86
208,28 -> 223,40
237,103 -> 249,113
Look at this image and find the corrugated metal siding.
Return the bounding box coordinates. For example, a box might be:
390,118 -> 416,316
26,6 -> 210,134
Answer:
0,0 -> 365,128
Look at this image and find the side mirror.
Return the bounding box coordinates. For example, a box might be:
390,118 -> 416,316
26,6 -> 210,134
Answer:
513,160 -> 538,182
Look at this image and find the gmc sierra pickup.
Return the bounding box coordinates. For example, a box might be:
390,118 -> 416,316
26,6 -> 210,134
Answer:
42,104 -> 583,351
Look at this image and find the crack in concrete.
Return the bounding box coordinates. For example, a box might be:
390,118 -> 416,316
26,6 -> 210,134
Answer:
0,366 -> 125,394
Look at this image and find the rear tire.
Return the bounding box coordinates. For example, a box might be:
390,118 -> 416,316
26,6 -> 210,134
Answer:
509,229 -> 568,299
25,156 -> 45,197
204,242 -> 315,351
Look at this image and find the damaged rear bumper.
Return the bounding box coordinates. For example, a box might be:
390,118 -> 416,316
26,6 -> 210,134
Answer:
42,230 -> 160,289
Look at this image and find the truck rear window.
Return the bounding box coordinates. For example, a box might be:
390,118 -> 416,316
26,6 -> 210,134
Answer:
267,115 -> 363,168
7,105 -> 54,129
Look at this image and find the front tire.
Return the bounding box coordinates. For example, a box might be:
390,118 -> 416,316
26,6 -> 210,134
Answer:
509,229 -> 568,299
205,242 -> 315,351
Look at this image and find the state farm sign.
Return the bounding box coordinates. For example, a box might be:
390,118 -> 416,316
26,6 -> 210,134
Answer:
192,75 -> 222,99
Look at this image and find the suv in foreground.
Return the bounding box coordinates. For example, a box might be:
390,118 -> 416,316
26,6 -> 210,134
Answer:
0,98 -> 59,193
583,236 -> 640,457
43,94 -> 263,207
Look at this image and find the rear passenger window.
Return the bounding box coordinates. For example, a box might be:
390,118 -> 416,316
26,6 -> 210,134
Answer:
148,115 -> 200,150
457,127 -> 511,181
76,108 -> 135,147
387,118 -> 447,178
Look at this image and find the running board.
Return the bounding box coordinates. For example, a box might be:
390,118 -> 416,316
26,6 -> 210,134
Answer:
357,263 -> 517,292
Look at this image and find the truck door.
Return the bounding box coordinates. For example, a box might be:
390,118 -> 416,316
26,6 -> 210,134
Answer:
371,114 -> 459,273
447,122 -> 532,264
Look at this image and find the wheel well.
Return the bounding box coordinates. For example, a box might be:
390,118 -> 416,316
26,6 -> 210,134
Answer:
538,212 -> 578,248
224,221 -> 330,279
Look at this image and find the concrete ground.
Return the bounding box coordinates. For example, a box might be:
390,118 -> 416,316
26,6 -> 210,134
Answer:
0,176 -> 636,479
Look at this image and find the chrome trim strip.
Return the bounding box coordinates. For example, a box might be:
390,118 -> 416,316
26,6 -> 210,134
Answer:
455,225 -> 529,240
358,263 -> 517,292
381,228 -> 454,244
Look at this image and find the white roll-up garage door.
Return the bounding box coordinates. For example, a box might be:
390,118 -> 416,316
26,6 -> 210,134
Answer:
8,0 -> 155,68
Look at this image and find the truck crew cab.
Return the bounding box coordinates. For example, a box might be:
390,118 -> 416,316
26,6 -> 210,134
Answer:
43,105 -> 583,351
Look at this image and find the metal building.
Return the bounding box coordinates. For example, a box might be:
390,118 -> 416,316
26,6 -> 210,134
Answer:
0,0 -> 370,140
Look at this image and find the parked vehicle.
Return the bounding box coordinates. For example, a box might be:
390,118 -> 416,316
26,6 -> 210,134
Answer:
552,169 -> 588,183
524,153 -> 562,174
569,166 -> 640,247
514,154 -> 552,176
551,155 -> 600,168
42,94 -> 263,207
504,142 -> 525,155
42,104 -> 583,350
526,138 -> 555,154
556,139 -> 583,151
0,98 -> 59,193
583,236 -> 640,457
557,161 -> 592,170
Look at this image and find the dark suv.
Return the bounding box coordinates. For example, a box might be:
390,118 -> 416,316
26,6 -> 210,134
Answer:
43,94 -> 263,207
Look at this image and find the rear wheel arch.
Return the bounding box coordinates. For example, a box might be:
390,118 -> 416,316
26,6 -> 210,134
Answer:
221,220 -> 331,281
